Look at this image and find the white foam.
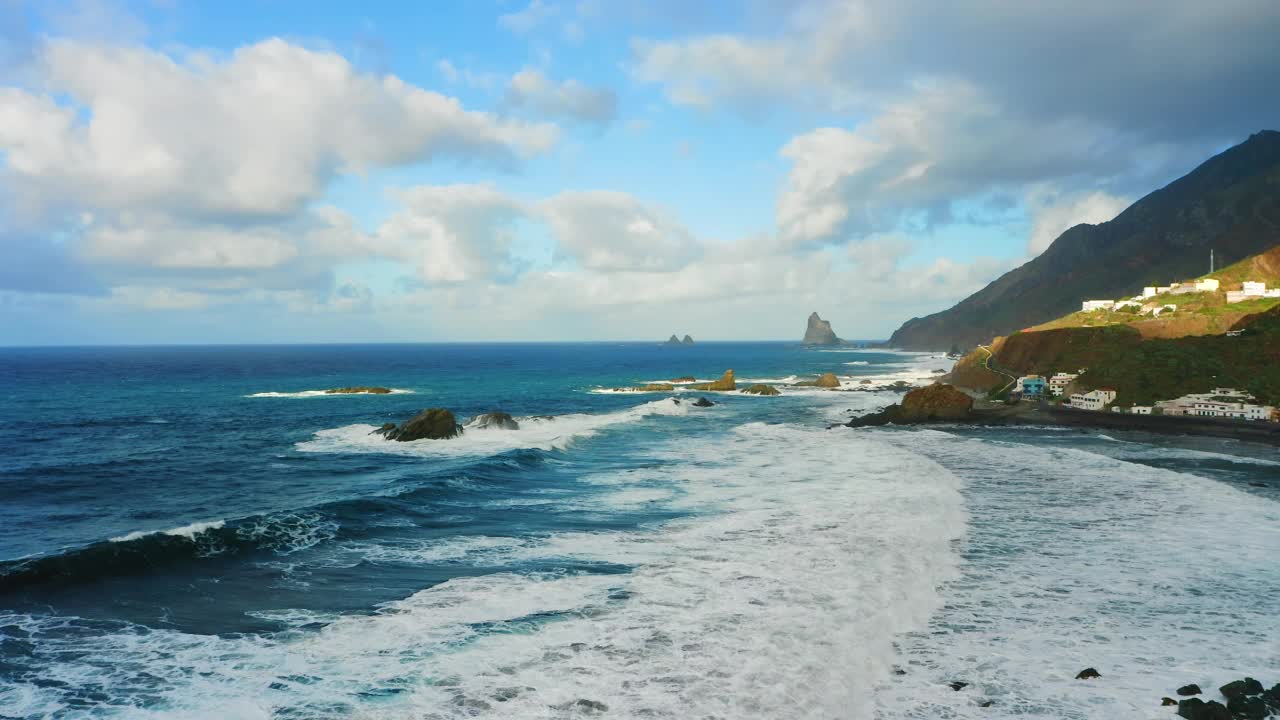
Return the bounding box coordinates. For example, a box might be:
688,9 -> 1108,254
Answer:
297,398 -> 693,457
866,430 -> 1280,718
4,424 -> 967,719
247,388 -> 414,398
109,520 -> 225,543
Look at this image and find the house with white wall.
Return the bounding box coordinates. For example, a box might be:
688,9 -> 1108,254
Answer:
1070,388 -> 1117,411
1049,373 -> 1078,397
1081,300 -> 1116,312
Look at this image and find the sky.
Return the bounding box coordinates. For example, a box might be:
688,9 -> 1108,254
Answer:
1,0 -> 1278,344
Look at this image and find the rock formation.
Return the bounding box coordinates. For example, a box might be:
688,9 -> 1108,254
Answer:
666,335 -> 681,345
466,412 -> 519,430
379,408 -> 463,441
845,384 -> 974,427
611,382 -> 675,392
802,312 -> 840,345
691,397 -> 716,407
671,376 -> 696,383
688,370 -> 736,391
682,335 -> 694,344
325,386 -> 393,394
742,384 -> 780,396
795,373 -> 841,388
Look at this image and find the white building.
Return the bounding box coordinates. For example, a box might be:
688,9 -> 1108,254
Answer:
1195,278 -> 1220,292
1228,282 -> 1278,303
1114,300 -> 1142,310
1242,281 -> 1267,296
1070,388 -> 1117,411
1049,373 -> 1078,397
1081,300 -> 1116,312
1142,286 -> 1158,298
1151,304 -> 1177,317
1189,400 -> 1273,420
1131,405 -> 1153,415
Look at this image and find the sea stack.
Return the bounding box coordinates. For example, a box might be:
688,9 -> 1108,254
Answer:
666,335 -> 681,345
682,335 -> 694,344
803,312 -> 840,345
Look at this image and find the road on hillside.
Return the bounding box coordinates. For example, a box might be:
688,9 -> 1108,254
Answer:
977,345 -> 1019,396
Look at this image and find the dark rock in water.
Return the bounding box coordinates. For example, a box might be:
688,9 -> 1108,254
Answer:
742,383 -> 780,396
325,386 -> 393,394
846,384 -> 973,427
859,379 -> 873,385
802,312 -> 841,345
1220,678 -> 1264,699
692,397 -> 715,407
1177,684 -> 1203,696
682,334 -> 694,344
565,699 -> 607,713
467,412 -> 519,430
1264,684 -> 1280,710
892,667 -> 906,676
1178,698 -> 1231,720
1248,481 -> 1267,487
384,408 -> 462,441
372,422 -> 397,436
978,700 -> 993,707
949,681 -> 968,691
1075,668 -> 1101,680
1163,697 -> 1178,706
665,334 -> 681,345
1227,696 -> 1267,719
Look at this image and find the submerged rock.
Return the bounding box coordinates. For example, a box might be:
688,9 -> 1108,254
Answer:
692,397 -> 716,407
802,311 -> 840,345
467,412 -> 519,430
1075,668 -> 1101,680
742,384 -> 781,396
383,408 -> 462,441
948,681 -> 968,691
325,386 -> 392,394
688,370 -> 736,391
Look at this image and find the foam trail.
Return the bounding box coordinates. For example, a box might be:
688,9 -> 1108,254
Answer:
110,520 -> 225,543
248,388 -> 413,398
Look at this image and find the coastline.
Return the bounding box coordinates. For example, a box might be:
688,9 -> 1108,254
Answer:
963,402 -> 1280,445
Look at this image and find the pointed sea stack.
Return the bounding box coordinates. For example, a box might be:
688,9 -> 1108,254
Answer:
682,335 -> 694,344
803,312 -> 840,345
665,335 -> 681,345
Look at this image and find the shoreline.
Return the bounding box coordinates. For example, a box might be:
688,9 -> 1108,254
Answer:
963,402 -> 1280,445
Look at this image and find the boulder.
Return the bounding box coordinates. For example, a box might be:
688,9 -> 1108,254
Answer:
1177,698 -> 1231,720
802,312 -> 840,345
688,370 -> 736,391
384,408 -> 462,441
692,397 -> 716,407
898,384 -> 973,421
1075,668 -> 1101,680
1227,696 -> 1267,720
742,384 -> 781,396
1178,684 -> 1203,696
1220,678 -> 1264,699
671,376 -> 697,383
1163,698 -> 1178,706
325,386 -> 392,394
682,335 -> 694,344
948,682 -> 968,691
795,373 -> 841,388
372,422 -> 397,436
1264,684 -> 1280,710
467,412 -> 519,430
859,379 -> 873,385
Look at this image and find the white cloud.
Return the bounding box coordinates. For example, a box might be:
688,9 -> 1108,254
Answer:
539,191 -> 700,272
1025,188 -> 1130,255
505,68 -> 616,126
498,0 -> 557,34
0,38 -> 558,221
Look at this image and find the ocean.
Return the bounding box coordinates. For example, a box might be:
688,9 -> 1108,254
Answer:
0,343 -> 1276,719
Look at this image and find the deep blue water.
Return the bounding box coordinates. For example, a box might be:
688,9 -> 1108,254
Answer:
1,343 -> 1277,719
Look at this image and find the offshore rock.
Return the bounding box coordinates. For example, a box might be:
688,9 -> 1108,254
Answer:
665,335 -> 681,345
692,397 -> 716,407
688,370 -> 736,391
682,335 -> 694,344
325,386 -> 392,394
802,312 -> 841,345
384,408 -> 462,441
796,372 -> 841,388
1177,685 -> 1203,696
671,376 -> 696,383
614,383 -> 675,392
1220,678 -> 1264,699
1227,696 -> 1267,720
1075,668 -> 1101,680
742,384 -> 781,396
467,412 -> 519,430
1177,698 -> 1231,720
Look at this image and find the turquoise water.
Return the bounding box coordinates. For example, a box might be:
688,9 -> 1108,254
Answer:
0,343 -> 1277,718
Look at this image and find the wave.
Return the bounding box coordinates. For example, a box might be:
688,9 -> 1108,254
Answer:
1,424 -> 968,718
0,513 -> 338,593
247,388 -> 414,398
844,360 -> 870,365
297,397 -> 695,457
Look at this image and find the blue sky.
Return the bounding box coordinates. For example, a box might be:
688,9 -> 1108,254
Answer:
2,0 -> 1277,344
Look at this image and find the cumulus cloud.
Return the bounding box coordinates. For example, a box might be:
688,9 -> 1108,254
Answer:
498,0 -> 557,34
539,191 -> 700,272
1025,188 -> 1130,255
504,68 -> 616,126
0,38 -> 558,222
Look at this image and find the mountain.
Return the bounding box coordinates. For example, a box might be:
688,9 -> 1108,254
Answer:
888,130 -> 1280,350
802,312 -> 840,345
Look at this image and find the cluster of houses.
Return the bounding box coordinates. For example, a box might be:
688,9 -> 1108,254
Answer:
1080,276 -> 1280,314
1011,373 -> 1277,421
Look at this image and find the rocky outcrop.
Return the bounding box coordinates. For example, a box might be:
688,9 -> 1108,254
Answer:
845,384 -> 974,427
671,376 -> 696,383
666,335 -> 681,345
325,386 -> 392,394
467,412 -> 519,430
692,397 -> 716,407
742,384 -> 780,396
1076,668 -> 1101,680
612,383 -> 675,392
682,335 -> 694,344
803,312 -> 841,345
795,372 -> 841,388
688,370 -> 736,391
380,408 -> 462,441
